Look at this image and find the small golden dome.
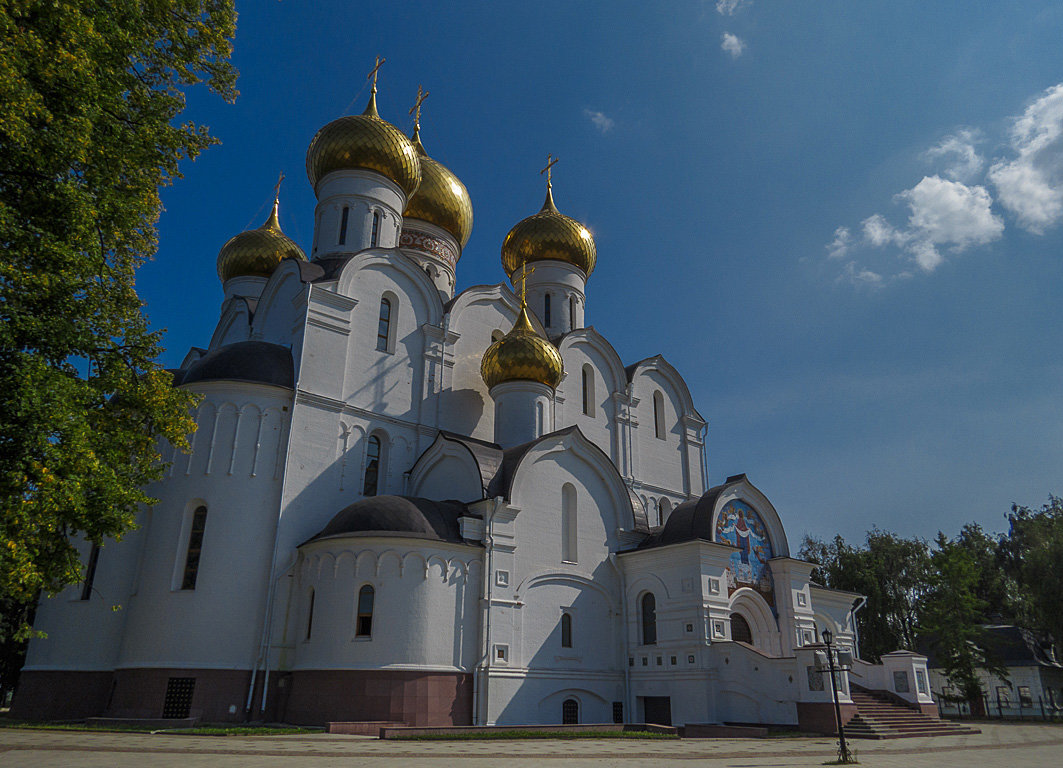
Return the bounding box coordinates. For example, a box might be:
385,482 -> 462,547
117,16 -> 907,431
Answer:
305,92 -> 421,196
216,202 -> 307,282
500,186 -> 596,278
480,306 -> 564,390
403,127 -> 473,246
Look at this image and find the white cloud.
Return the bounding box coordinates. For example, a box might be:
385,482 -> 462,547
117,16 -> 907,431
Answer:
583,109 -> 615,134
716,0 -> 749,15
842,262 -> 884,287
861,213 -> 905,248
898,175 -> 1003,255
988,83 -> 1063,234
925,129 -> 983,182
721,32 -> 745,58
827,226 -> 851,259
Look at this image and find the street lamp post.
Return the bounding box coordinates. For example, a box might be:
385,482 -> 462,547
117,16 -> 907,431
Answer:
822,628 -> 855,764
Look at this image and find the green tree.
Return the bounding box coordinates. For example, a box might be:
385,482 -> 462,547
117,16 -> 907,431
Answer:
999,496 -> 1063,652
800,529 -> 931,661
0,1 -> 236,641
952,523 -> 1013,622
917,533 -> 1008,705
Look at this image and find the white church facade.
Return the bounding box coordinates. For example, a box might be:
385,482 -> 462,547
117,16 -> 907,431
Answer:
14,76 -> 936,731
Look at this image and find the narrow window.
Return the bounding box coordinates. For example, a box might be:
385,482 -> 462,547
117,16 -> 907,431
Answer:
653,391 -> 666,439
581,364 -> 594,417
376,297 -> 392,352
641,593 -> 657,645
371,211 -> 381,247
356,584 -> 375,637
80,543 -> 101,601
561,612 -> 573,648
181,506 -> 208,590
561,483 -> 577,563
569,295 -> 576,329
536,401 -> 544,437
658,498 -> 671,525
562,698 -> 579,724
544,293 -> 552,327
338,206 -> 349,245
306,589 -> 315,640
363,436 -> 381,496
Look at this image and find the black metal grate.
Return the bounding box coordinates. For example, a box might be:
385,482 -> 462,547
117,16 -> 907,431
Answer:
612,701 -> 624,724
163,677 -> 195,718
562,698 -> 579,725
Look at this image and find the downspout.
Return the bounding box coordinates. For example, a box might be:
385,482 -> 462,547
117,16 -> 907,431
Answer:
473,496 -> 503,725
608,553 -> 631,722
258,551 -> 298,716
850,596 -> 867,659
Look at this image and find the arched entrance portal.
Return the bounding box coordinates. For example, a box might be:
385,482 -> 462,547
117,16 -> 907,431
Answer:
730,612 -> 753,644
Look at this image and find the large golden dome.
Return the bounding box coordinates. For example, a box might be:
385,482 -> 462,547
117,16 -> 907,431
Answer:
402,127 -> 473,246
500,186 -> 596,278
305,92 -> 421,196
480,306 -> 564,390
216,202 -> 307,282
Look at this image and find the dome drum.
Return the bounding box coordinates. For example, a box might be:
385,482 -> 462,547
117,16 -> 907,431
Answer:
313,174 -> 405,256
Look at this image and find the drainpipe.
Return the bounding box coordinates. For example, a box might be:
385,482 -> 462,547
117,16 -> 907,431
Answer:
473,496 -> 503,725
608,553 -> 631,722
850,596 -> 867,659
246,548 -> 296,718
258,552 -> 298,717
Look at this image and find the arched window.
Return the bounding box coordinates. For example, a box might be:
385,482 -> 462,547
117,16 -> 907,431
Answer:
356,584 -> 375,637
561,483 -> 577,563
181,506 -> 208,590
658,498 -> 671,526
376,297 -> 392,352
653,390 -> 666,439
581,364 -> 594,417
371,211 -> 381,247
569,295 -> 576,329
338,206 -> 349,245
544,293 -> 552,327
561,612 -> 573,648
363,435 -> 381,496
641,593 -> 657,645
731,613 -> 753,645
562,698 -> 579,724
536,401 -> 544,437
80,543 -> 100,601
305,588 -> 315,640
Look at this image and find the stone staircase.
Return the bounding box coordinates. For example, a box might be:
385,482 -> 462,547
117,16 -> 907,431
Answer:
845,687 -> 981,739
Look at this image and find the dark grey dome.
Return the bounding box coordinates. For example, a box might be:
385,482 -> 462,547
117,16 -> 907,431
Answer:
307,496 -> 475,545
178,341 -> 294,389
638,475 -> 746,549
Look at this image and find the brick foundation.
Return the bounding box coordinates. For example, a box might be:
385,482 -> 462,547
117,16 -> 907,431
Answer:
283,669 -> 472,727
10,670 -> 114,720
796,701 -> 858,734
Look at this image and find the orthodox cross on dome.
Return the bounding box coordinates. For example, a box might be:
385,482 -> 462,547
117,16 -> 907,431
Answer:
409,84 -> 430,130
517,255 -> 536,309
540,154 -> 558,190
272,171 -> 285,205
367,56 -> 386,93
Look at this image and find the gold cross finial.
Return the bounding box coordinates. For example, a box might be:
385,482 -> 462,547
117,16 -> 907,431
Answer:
272,171 -> 285,205
518,256 -> 536,308
367,56 -> 386,93
409,85 -> 430,130
540,154 -> 559,189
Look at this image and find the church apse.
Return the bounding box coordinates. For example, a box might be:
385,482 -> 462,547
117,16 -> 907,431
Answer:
715,500 -> 774,606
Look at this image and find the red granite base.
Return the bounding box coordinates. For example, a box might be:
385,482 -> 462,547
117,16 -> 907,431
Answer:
796,701 -> 858,734
10,670 -> 114,720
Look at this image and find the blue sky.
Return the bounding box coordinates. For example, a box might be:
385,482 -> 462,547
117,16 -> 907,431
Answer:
144,1 -> 1063,546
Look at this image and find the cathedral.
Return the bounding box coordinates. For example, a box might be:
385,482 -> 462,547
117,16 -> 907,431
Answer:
13,71 -> 936,731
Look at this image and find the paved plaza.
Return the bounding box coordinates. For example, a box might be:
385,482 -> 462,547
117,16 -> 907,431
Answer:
1,722 -> 1061,767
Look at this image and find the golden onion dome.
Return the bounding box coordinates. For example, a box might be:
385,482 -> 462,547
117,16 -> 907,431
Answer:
216,201 -> 307,282
402,127 -> 473,246
305,91 -> 421,196
500,186 -> 596,279
480,306 -> 564,390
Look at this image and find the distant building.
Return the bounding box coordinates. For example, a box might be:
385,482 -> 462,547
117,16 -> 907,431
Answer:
925,626 -> 1063,717
14,79 -> 934,731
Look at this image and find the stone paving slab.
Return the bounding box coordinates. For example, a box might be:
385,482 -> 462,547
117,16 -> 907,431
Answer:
0,722 -> 1060,767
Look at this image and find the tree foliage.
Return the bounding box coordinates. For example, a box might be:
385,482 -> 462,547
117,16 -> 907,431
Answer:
799,529 -> 931,662
917,533 -> 1008,703
998,496 -> 1063,653
0,1 -> 236,640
